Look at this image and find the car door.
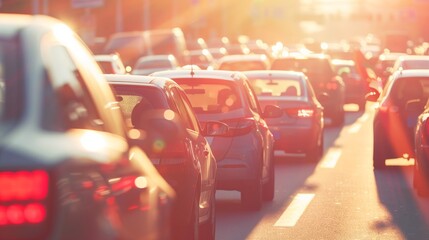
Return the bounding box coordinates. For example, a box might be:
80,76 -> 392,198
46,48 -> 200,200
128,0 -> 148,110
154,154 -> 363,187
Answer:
169,86 -> 216,218
242,79 -> 273,181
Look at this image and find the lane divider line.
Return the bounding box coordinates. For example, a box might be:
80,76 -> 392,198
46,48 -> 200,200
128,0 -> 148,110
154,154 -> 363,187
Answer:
348,123 -> 362,134
274,193 -> 315,227
319,148 -> 342,168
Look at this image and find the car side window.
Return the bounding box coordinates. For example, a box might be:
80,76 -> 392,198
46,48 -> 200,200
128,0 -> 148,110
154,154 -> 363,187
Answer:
44,45 -> 104,131
243,80 -> 261,113
170,87 -> 198,131
178,89 -> 201,132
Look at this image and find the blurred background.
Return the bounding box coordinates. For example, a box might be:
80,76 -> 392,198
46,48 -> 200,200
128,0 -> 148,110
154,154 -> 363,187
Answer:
2,0 -> 429,51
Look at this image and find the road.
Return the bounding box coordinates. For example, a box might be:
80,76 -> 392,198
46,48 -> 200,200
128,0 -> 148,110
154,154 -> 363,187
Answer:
215,103 -> 429,240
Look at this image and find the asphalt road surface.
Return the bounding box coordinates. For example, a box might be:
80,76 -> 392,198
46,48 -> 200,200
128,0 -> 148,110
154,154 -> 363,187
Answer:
215,103 -> 429,240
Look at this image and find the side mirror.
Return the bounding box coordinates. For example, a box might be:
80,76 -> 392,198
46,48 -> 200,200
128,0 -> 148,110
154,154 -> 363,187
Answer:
202,121 -> 229,136
365,87 -> 380,102
262,105 -> 283,118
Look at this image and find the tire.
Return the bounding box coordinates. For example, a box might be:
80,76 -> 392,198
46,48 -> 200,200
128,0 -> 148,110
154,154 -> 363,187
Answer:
331,109 -> 345,127
263,152 -> 275,201
373,129 -> 387,169
241,177 -> 263,211
182,196 -> 199,240
414,162 -> 429,197
199,189 -> 216,240
307,131 -> 324,162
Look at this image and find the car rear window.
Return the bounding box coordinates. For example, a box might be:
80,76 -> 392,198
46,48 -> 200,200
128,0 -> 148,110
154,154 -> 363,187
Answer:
219,61 -> 267,71
173,79 -> 243,114
271,58 -> 335,81
248,78 -> 304,98
111,85 -> 168,127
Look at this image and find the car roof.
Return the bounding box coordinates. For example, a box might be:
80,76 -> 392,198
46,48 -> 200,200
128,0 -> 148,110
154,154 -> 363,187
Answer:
396,55 -> 429,61
275,52 -> 330,60
218,54 -> 269,62
242,70 -> 306,80
392,69 -> 429,79
151,69 -> 247,82
331,59 -> 355,66
0,14 -> 66,38
104,73 -> 178,89
94,54 -> 122,62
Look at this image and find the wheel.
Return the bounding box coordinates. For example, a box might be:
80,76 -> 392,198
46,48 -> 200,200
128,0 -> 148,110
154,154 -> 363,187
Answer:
241,177 -> 263,211
307,131 -> 324,162
373,137 -> 387,170
414,162 -> 429,197
263,152 -> 275,201
199,189 -> 216,240
181,196 -> 199,240
331,109 -> 345,126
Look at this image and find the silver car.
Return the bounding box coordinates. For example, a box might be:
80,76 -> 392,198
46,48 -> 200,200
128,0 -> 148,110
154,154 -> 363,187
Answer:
152,70 -> 283,210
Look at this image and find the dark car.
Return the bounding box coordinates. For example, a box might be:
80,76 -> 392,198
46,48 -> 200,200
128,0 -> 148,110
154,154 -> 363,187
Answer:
413,96 -> 429,197
152,70 -> 283,211
0,14 -> 175,240
331,59 -> 367,111
271,53 -> 346,126
367,69 -> 429,169
244,70 -> 325,162
105,74 -> 228,240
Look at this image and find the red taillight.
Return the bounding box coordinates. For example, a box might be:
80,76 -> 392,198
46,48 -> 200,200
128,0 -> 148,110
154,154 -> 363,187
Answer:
286,107 -> 315,118
224,117 -> 256,136
325,81 -> 338,90
0,170 -> 49,201
0,170 -> 49,226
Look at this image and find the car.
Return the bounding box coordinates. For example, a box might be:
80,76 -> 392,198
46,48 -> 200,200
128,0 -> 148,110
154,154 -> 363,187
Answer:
271,53 -> 346,126
331,59 -> 367,111
216,54 -> 271,71
132,54 -> 181,75
374,51 -> 407,87
0,14 -> 174,240
413,96 -> 429,197
105,74 -> 228,240
244,70 -> 325,162
186,49 -> 216,70
94,53 -> 127,74
104,27 -> 189,67
366,69 -> 429,169
152,69 -> 283,210
391,55 -> 429,74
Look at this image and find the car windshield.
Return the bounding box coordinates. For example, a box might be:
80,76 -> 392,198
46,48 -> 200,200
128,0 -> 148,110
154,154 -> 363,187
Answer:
173,79 -> 242,114
271,58 -> 334,81
248,78 -> 304,98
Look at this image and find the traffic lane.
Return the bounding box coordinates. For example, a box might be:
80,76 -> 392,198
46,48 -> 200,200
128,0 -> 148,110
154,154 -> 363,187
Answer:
215,159 -> 318,240
215,104 -> 429,239
214,104 -> 363,240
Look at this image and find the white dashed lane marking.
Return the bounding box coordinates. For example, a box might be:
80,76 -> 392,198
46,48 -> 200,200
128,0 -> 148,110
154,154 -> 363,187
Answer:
319,148 -> 342,168
274,193 -> 315,227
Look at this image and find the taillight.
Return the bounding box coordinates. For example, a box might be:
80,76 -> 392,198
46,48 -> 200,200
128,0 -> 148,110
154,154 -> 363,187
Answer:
222,117 -> 256,136
0,170 -> 49,226
285,107 -> 315,118
325,81 -> 338,90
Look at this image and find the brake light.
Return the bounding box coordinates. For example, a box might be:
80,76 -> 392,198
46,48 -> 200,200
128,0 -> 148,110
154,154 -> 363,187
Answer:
286,107 -> 315,118
223,117 -> 256,136
0,170 -> 48,201
326,81 -> 338,90
0,170 -> 49,226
